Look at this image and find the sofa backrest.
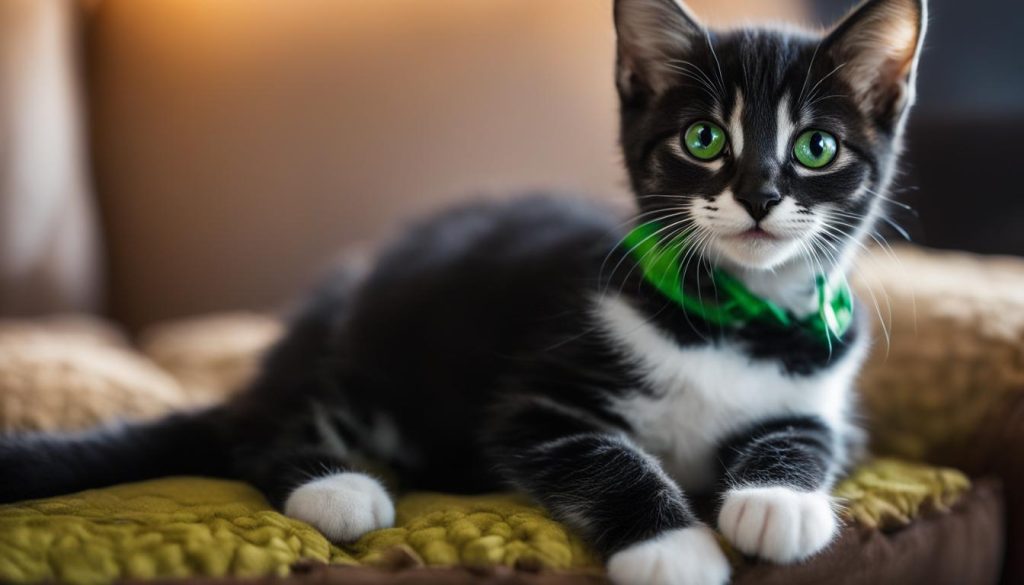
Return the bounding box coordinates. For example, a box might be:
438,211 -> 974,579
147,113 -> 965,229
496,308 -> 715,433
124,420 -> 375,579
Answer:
83,0 -> 807,329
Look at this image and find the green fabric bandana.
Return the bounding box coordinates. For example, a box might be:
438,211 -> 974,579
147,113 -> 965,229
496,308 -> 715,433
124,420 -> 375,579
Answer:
623,221 -> 853,347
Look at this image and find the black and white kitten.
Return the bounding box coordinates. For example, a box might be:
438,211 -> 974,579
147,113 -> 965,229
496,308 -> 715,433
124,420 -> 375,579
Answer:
0,0 -> 926,583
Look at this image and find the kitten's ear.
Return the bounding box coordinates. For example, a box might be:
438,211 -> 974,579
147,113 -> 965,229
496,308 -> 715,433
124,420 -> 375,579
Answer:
824,0 -> 927,124
614,0 -> 705,98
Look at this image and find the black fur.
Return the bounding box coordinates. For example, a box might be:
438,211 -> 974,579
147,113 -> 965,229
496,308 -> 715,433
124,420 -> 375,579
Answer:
0,0 -> 926,563
0,408 -> 231,502
488,396 -> 695,555
717,416 -> 836,492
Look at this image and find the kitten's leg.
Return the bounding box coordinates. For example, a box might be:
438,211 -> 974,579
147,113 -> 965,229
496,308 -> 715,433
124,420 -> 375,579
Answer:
224,267 -> 395,542
715,416 -> 839,564
489,398 -> 730,585
238,447 -> 395,543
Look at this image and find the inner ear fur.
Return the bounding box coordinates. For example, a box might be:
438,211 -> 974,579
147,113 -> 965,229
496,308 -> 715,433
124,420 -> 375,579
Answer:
614,0 -> 705,98
824,0 -> 927,122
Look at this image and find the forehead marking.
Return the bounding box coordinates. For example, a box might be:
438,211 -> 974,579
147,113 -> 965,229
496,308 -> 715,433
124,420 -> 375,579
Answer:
728,91 -> 745,159
776,93 -> 796,163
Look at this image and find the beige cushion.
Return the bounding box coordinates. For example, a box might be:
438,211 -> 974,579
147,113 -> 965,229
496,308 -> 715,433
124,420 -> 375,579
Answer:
0,316 -> 185,432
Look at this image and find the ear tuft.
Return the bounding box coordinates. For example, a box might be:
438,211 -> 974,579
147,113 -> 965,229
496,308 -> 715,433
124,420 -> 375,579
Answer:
825,0 -> 927,122
614,0 -> 705,98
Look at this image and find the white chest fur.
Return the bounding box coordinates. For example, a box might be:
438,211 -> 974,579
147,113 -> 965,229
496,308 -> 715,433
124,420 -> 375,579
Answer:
594,295 -> 865,494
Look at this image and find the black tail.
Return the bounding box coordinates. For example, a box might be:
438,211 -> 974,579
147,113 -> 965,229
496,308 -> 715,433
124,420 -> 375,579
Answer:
0,407 -> 234,504
0,265 -> 365,506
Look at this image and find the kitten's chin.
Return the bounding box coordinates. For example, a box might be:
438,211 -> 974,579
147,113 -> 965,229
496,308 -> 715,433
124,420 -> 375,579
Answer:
712,234 -> 803,271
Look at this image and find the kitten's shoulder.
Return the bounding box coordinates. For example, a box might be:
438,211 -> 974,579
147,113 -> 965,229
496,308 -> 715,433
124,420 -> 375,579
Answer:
368,194 -> 627,283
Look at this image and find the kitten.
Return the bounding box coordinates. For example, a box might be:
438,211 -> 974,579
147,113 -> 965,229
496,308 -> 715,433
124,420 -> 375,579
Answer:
0,0 -> 926,583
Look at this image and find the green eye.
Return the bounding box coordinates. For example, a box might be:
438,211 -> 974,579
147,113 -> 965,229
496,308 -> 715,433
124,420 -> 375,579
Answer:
793,130 -> 838,169
682,121 -> 727,161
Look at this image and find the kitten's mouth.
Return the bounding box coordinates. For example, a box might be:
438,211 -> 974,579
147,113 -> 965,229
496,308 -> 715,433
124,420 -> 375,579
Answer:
715,227 -> 803,270
733,227 -> 779,241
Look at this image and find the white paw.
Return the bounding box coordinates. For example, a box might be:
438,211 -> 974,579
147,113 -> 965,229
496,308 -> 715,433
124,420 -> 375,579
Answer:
607,525 -> 731,585
283,472 -> 395,542
718,486 -> 837,564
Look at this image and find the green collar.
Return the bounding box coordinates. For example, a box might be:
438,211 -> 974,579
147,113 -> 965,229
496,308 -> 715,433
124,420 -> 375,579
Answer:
623,221 -> 853,347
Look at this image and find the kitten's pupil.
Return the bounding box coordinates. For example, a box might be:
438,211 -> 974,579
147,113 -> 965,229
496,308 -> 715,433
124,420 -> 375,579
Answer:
699,125 -> 713,147
809,132 -> 825,158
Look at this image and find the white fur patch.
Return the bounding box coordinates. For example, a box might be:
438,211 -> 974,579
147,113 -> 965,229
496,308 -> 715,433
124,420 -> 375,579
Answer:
720,247 -> 823,317
728,91 -> 745,158
775,94 -> 796,162
760,198 -> 818,240
718,486 -> 838,563
596,295 -> 864,494
284,472 -> 395,542
692,191 -> 816,272
692,189 -> 752,234
607,525 -> 731,585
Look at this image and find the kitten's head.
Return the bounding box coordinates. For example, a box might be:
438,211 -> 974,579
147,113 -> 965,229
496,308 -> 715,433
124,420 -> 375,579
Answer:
615,0 -> 926,271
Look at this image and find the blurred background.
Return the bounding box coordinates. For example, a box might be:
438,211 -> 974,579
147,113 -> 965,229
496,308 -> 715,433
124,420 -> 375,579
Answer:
1,0 -> 1021,331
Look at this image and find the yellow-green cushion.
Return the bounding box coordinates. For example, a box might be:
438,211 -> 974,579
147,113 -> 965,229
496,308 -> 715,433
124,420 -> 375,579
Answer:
0,478 -> 332,584
833,458 -> 971,530
0,478 -> 599,585
0,459 -> 969,585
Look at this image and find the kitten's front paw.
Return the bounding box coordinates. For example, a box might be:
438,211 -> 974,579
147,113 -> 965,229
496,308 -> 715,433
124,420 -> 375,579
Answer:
606,525 -> 731,585
718,486 -> 837,564
284,472 -> 395,542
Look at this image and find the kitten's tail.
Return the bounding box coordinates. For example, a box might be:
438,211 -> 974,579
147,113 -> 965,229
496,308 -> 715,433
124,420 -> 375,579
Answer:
0,406 -> 236,504
0,266 -> 365,505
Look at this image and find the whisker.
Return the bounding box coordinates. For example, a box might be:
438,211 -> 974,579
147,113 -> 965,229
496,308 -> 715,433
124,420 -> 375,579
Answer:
797,40 -> 824,107
701,32 -> 728,96
611,216 -> 698,298
598,209 -> 693,292
804,93 -> 849,110
794,237 -> 837,355
664,63 -> 722,101
815,219 -> 894,349
801,62 -> 847,112
672,221 -> 714,342
861,186 -> 918,214
823,212 -> 912,307
666,59 -> 718,90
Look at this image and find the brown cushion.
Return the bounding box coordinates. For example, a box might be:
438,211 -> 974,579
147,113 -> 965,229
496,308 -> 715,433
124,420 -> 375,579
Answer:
734,478 -> 1005,585
953,393 -> 1024,584
114,479 -> 1004,585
